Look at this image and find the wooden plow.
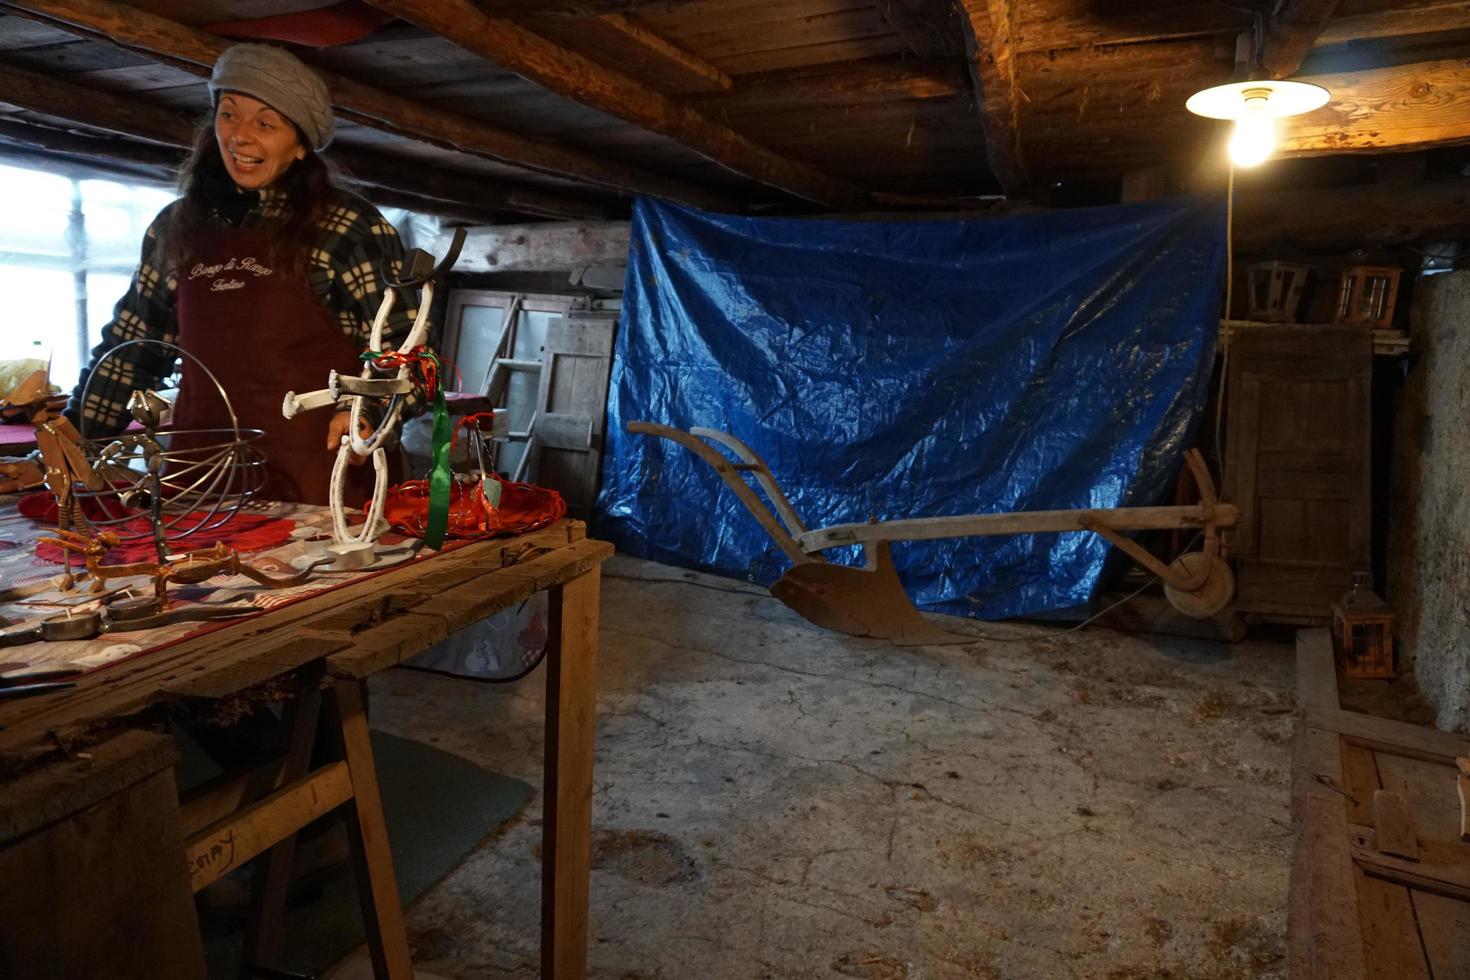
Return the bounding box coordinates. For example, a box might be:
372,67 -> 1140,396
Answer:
628,422 -> 1239,643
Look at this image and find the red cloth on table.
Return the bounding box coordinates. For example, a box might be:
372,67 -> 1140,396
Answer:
378,477 -> 566,541
16,484 -> 131,524
20,490 -> 295,565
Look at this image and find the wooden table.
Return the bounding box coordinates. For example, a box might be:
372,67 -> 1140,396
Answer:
0,517 -> 613,980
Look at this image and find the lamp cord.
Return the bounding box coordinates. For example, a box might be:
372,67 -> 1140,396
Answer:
1214,162 -> 1235,477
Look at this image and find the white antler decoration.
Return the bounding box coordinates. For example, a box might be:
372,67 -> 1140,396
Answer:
282,229 -> 465,565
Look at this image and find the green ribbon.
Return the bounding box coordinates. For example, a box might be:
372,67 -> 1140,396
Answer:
362,348 -> 451,550
423,386 -> 452,550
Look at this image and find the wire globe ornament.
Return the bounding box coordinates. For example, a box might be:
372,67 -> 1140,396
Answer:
75,339 -> 267,545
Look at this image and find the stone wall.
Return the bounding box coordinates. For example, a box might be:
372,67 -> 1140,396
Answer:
1387,271 -> 1470,733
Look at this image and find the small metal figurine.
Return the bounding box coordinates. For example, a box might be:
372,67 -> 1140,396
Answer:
2,370 -> 104,587
41,528 -> 326,606
121,388 -> 172,564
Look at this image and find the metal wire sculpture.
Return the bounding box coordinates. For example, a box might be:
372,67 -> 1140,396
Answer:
75,339 -> 267,549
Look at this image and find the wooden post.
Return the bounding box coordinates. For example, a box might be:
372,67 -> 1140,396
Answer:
956,0 -> 1029,198
332,679 -> 415,979
542,567 -> 602,979
1262,0 -> 1345,79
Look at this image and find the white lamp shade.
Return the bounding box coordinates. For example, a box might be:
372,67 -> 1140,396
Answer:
1185,79 -> 1331,120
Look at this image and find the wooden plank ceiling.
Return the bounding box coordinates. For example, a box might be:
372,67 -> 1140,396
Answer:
0,0 -> 1468,222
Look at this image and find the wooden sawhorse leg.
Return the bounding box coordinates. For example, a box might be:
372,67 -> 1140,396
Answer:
242,668 -> 325,977
331,678 -> 414,979
182,675 -> 414,980
541,566 -> 602,980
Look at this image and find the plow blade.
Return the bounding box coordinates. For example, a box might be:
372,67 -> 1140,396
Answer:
770,541 -> 964,645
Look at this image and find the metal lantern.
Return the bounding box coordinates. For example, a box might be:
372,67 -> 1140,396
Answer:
1245,260 -> 1311,322
1335,264 -> 1401,329
1332,577 -> 1395,679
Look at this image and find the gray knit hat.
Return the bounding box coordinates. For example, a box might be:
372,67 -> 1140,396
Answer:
209,44 -> 333,151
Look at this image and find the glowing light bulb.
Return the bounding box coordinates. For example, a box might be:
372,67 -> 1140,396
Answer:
1228,99 -> 1275,167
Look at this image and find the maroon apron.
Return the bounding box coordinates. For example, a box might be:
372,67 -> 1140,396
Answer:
170,227 -> 381,506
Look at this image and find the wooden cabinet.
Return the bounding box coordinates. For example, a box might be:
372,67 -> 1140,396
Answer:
0,732 -> 206,980
1222,324 -> 1373,623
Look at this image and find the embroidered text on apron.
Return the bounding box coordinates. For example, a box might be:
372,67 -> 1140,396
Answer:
170,226 -> 381,506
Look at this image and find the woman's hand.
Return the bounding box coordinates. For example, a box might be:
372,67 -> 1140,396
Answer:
327,410 -> 375,465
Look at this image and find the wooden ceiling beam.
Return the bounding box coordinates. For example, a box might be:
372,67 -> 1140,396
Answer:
1280,56 -> 1470,155
956,0 -> 1028,198
0,59 -> 191,146
594,13 -> 732,92
1261,0 -> 1345,79
0,115 -> 179,172
0,58 -> 612,221
1020,43 -> 1230,119
693,60 -> 969,114
361,0 -> 867,209
334,184 -> 513,227
846,177 -> 1470,248
1018,36 -> 1231,80
875,0 -> 967,59
1233,177 -> 1470,249
1021,52 -> 1470,171
0,139 -> 177,188
338,151 -> 614,221
517,9 -> 731,95
1317,1 -> 1470,47
0,0 -> 727,209
1012,2 -> 1248,55
0,115 -> 514,223
471,1 -> 689,15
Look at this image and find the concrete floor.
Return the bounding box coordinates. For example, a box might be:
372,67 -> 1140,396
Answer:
336,555 -> 1299,980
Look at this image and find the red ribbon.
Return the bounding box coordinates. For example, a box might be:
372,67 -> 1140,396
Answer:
363,346 -> 440,401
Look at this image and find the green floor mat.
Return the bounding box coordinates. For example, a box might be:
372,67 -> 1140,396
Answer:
200,730 -> 533,978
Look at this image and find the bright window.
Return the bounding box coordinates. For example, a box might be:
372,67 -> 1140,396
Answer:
0,161 -> 174,392
0,159 -> 437,398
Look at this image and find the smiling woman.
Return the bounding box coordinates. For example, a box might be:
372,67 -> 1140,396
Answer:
65,43 -> 430,506
215,92 -> 307,190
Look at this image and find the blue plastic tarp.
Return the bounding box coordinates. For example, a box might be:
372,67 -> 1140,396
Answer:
594,196 -> 1225,619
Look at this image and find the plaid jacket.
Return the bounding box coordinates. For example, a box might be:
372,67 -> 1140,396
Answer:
66,188 -> 425,437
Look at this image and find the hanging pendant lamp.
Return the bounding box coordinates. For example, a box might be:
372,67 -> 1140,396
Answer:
1186,79 -> 1331,167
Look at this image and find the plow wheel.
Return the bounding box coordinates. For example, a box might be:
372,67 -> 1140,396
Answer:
1162,552 -> 1234,618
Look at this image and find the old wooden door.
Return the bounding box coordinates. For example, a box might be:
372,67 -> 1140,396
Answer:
1222,324 -> 1373,623
524,310 -> 618,517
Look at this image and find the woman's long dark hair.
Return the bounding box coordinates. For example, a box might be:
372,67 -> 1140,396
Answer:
164,113 -> 341,278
